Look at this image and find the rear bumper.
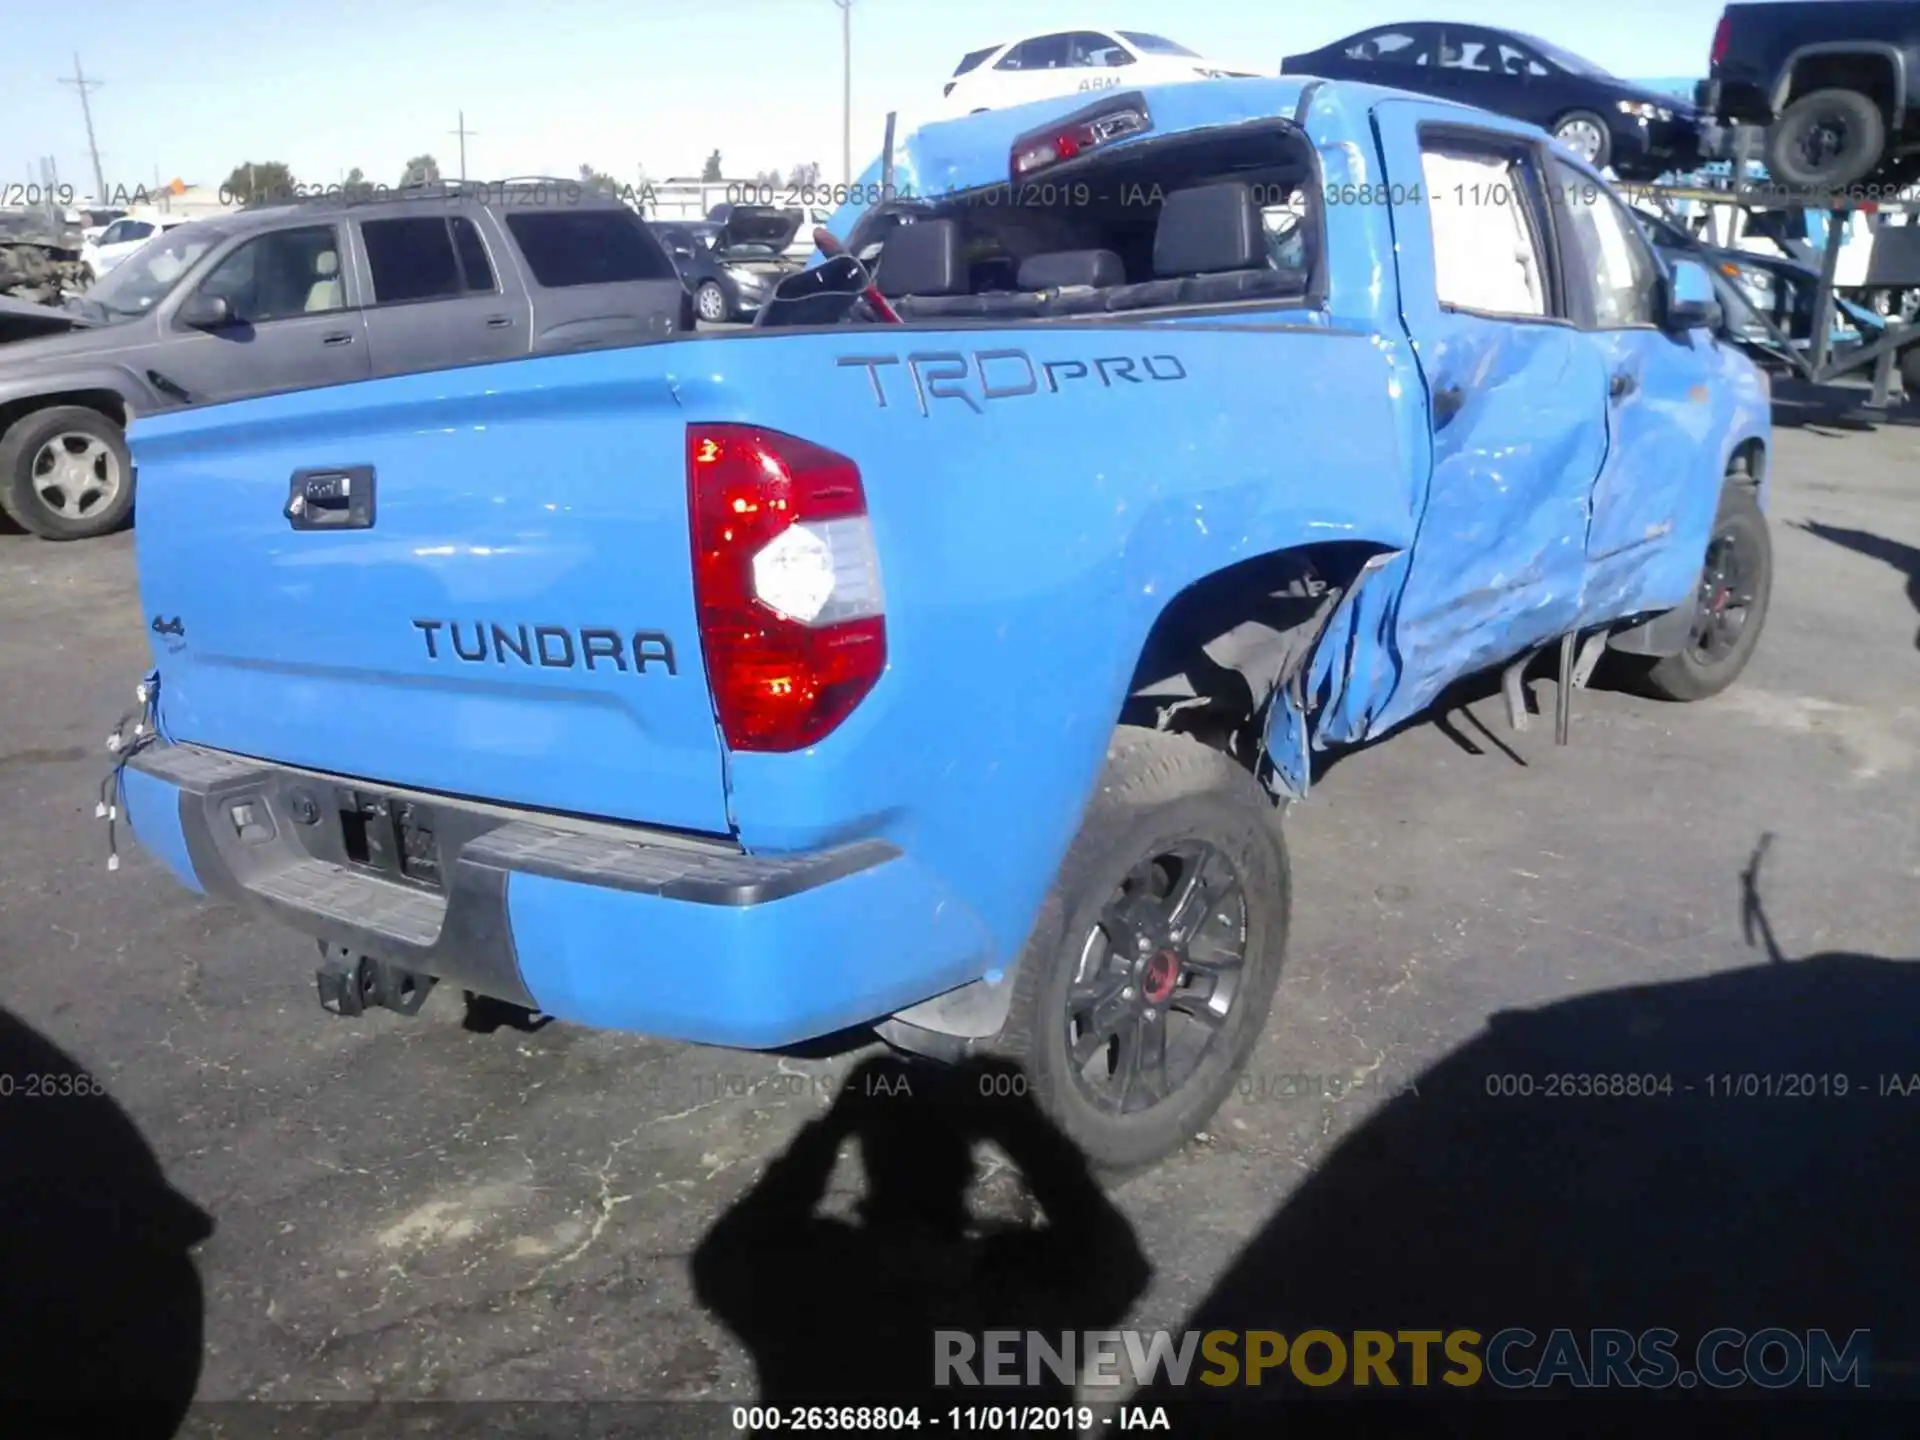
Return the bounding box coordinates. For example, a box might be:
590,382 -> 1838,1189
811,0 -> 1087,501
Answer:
121,743 -> 993,1048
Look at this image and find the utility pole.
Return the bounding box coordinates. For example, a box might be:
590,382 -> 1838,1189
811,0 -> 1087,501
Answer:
58,53 -> 108,203
450,110 -> 477,182
833,0 -> 853,185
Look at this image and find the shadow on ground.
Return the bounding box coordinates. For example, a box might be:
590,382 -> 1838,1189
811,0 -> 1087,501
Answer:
1131,838 -> 1920,1435
0,1006 -> 213,1436
693,1054 -> 1150,1414
1798,519 -> 1920,650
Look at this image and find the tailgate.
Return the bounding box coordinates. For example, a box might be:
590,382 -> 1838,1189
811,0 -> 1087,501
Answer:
129,347 -> 731,835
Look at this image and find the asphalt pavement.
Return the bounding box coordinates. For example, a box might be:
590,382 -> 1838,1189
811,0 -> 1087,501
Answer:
1,388 -> 1917,1434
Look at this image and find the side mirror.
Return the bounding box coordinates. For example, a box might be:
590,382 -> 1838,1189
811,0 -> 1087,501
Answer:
1664,257 -> 1721,332
178,293 -> 235,330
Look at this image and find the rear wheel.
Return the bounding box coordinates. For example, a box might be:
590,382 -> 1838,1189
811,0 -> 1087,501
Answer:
1632,479 -> 1772,702
694,281 -> 728,323
985,728 -> 1289,1174
0,405 -> 135,540
1766,88 -> 1887,190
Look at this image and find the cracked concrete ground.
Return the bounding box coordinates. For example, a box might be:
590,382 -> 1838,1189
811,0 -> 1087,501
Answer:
1,405 -> 1917,1429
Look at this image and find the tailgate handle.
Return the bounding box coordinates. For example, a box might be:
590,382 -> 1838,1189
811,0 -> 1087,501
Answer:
286,466 -> 376,530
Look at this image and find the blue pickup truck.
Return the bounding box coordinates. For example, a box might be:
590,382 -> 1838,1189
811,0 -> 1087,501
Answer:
119,79 -> 1771,1170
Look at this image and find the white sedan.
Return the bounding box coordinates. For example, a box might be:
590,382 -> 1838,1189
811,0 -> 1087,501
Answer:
80,213 -> 196,284
943,29 -> 1263,114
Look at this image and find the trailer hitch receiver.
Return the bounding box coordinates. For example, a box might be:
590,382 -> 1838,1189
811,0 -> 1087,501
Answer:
316,942 -> 437,1017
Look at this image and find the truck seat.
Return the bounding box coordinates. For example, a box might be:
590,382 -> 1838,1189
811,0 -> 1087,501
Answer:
306,251 -> 343,312
1105,181 -> 1308,312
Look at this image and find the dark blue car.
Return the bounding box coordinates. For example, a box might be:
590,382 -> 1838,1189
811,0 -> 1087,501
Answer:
1283,23 -> 1705,180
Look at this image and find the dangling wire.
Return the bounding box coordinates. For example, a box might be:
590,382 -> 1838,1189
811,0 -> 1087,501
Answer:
98,668 -> 163,872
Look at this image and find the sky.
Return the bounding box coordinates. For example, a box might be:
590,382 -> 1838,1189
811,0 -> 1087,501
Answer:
5,0 -> 1731,203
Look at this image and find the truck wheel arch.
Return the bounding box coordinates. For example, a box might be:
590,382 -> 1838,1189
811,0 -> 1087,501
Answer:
0,388 -> 130,440
1772,44 -> 1905,119
874,540 -> 1397,1060
1116,541 -> 1399,778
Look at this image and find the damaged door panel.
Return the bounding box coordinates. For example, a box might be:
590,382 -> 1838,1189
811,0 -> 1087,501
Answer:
1351,116 -> 1610,739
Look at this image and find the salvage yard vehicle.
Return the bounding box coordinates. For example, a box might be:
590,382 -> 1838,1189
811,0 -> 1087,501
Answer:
656,207 -> 806,322
79,212 -> 196,286
1634,203 -> 1920,389
1698,0 -> 1920,189
118,79 -> 1771,1173
1283,23 -> 1705,180
0,181 -> 686,540
0,206 -> 86,305
944,30 -> 1262,114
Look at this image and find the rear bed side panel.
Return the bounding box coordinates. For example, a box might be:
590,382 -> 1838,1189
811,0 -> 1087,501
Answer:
668,322 -> 1419,981
129,354 -> 732,836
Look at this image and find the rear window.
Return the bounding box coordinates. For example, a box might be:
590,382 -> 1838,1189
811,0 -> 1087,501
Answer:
362,215 -> 500,302
503,210 -> 676,287
363,217 -> 461,302
954,45 -> 1000,76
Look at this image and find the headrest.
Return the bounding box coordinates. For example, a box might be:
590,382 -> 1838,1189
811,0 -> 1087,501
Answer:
1153,183 -> 1265,276
315,250 -> 339,278
875,220 -> 965,297
1017,249 -> 1125,291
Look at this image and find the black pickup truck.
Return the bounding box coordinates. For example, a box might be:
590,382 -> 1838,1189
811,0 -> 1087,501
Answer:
1698,1 -> 1920,189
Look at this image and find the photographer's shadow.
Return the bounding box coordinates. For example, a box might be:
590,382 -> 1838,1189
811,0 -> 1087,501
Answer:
1137,839 -> 1920,1435
0,1006 -> 213,1437
693,1054 -> 1149,1412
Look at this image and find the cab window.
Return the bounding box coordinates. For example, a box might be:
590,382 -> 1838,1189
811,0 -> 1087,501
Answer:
1548,159 -> 1660,327
193,225 -> 345,323
1421,144 -> 1551,318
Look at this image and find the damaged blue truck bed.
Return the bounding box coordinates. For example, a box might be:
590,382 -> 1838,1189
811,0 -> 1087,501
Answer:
121,77 -> 1772,1170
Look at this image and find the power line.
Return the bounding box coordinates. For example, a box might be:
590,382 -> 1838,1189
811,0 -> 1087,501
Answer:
57,53 -> 108,203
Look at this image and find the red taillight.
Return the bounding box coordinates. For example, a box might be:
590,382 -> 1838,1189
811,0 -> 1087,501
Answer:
1710,13 -> 1730,68
687,425 -> 886,753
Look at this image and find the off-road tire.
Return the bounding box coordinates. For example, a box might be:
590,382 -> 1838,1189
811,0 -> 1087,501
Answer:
1766,88 -> 1887,191
984,727 -> 1290,1175
1633,479 -> 1772,702
0,406 -> 135,541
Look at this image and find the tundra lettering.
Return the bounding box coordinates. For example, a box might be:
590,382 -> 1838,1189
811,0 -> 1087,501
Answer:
412,620 -> 677,674
840,350 -> 1189,413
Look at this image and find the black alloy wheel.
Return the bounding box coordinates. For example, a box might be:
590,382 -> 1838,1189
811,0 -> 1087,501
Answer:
1064,840 -> 1249,1117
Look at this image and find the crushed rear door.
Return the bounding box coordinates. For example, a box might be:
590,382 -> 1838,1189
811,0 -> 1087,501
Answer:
130,346 -> 732,835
